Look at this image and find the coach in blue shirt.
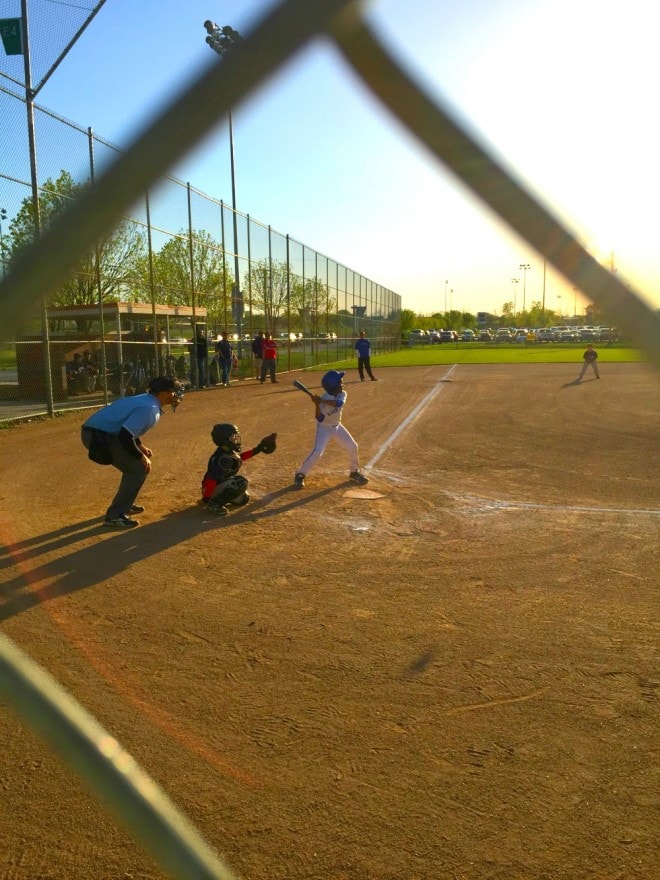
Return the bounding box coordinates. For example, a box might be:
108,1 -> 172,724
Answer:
354,330 -> 378,382
81,376 -> 183,529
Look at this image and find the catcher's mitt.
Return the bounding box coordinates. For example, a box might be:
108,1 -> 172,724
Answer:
257,432 -> 277,455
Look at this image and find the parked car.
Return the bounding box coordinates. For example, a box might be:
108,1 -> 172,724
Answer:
598,327 -> 618,342
495,328 -> 513,341
461,329 -> 475,342
409,329 -> 428,343
579,327 -> 598,341
526,329 -> 538,343
559,329 -> 578,342
537,328 -> 557,342
478,329 -> 493,341
514,331 -> 528,343
440,330 -> 456,342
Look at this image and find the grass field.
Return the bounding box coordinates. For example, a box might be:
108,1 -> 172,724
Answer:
326,342 -> 643,371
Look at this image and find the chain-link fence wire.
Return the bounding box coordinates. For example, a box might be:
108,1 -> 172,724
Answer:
0,0 -> 106,95
1,80 -> 398,416
1,0 -> 659,878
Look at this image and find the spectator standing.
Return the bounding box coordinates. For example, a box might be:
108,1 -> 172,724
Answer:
190,328 -> 208,388
81,349 -> 99,392
215,331 -> 234,387
578,343 -> 600,381
251,331 -> 265,379
260,332 -> 279,384
354,330 -> 378,381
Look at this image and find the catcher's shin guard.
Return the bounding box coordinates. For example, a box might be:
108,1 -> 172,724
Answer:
210,474 -> 249,507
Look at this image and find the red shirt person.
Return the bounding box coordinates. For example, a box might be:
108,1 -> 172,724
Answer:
260,333 -> 279,384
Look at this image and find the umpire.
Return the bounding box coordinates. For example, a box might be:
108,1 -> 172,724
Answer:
81,376 -> 183,529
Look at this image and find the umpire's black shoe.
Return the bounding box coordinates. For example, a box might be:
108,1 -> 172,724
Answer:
294,473 -> 306,489
349,470 -> 369,486
104,515 -> 139,529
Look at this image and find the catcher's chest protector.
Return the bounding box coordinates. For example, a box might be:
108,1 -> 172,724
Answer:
209,449 -> 242,481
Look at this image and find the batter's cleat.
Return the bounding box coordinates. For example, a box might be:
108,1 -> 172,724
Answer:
104,515 -> 139,529
349,470 -> 369,485
207,501 -> 229,516
294,473 -> 306,489
128,505 -> 145,514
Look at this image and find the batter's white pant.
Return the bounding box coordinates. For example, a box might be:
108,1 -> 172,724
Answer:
298,422 -> 359,475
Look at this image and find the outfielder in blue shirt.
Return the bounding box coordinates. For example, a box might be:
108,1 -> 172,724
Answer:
354,331 -> 377,381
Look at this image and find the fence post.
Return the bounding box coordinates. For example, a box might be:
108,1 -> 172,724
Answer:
88,127 -> 109,404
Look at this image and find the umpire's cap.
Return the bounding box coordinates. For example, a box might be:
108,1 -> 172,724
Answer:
149,376 -> 180,394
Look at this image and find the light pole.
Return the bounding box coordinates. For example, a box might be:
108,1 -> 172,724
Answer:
0,208 -> 7,277
203,20 -> 244,346
511,278 -> 519,320
519,263 -> 530,316
444,279 -> 448,316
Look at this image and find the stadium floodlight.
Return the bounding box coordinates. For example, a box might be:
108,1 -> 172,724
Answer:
511,277 -> 519,318
204,20 -> 244,56
203,20 -> 244,351
519,263 -> 531,314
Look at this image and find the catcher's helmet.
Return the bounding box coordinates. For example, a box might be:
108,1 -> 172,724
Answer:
321,370 -> 345,394
211,423 -> 241,451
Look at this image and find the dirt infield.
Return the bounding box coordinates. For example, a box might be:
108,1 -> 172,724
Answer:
1,363 -> 658,880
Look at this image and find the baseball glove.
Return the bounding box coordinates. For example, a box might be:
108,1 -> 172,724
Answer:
256,432 -> 277,455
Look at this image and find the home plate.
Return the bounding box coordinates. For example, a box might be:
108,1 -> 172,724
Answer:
343,488 -> 386,500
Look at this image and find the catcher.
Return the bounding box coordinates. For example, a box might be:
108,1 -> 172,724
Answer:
201,423 -> 277,516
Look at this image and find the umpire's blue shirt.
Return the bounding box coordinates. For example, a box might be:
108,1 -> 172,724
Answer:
83,393 -> 162,437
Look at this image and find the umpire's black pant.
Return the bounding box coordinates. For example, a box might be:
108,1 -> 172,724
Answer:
81,427 -> 147,520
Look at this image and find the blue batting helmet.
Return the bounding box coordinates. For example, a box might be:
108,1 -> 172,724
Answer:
321,370 -> 345,394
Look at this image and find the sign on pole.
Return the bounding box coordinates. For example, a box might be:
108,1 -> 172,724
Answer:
0,18 -> 22,55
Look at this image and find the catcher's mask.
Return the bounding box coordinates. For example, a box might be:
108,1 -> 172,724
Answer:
211,423 -> 241,452
321,370 -> 345,394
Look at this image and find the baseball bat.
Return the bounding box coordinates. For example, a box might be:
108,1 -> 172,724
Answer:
292,378 -> 314,398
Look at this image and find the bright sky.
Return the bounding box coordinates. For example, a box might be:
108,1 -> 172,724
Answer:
4,0 -> 659,318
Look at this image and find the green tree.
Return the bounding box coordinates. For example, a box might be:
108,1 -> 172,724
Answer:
524,300 -> 550,327
293,276 -> 336,336
247,259 -> 293,332
501,302 -> 514,321
399,308 -> 418,338
7,170 -> 145,329
133,229 -> 229,330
